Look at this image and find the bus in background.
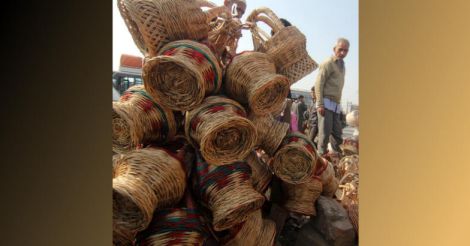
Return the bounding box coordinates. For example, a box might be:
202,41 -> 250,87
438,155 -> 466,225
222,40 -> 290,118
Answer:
113,54 -> 144,101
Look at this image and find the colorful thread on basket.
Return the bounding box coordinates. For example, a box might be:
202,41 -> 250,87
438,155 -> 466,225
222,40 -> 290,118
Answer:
285,134 -> 316,156
161,43 -> 221,93
125,89 -> 170,141
136,208 -> 208,244
194,155 -> 252,203
189,102 -> 247,132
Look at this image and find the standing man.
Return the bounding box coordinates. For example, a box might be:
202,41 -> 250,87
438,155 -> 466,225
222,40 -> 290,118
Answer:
296,95 -> 308,133
304,87 -> 318,144
315,38 -> 350,155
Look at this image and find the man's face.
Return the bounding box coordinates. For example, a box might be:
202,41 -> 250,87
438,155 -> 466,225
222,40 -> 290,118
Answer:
311,91 -> 316,100
299,97 -> 304,103
334,41 -> 349,59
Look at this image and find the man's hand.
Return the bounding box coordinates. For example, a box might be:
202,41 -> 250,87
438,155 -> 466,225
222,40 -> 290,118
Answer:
317,106 -> 325,116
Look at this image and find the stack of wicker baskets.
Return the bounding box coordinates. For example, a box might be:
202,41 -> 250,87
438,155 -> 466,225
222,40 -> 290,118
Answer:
113,1 -> 341,245
335,154 -> 359,234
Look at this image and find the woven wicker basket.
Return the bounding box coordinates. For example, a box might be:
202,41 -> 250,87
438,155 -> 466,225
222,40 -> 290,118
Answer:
319,160 -> 335,184
113,148 -> 186,236
245,151 -> 272,193
185,96 -> 257,166
340,138 -> 359,156
223,210 -> 276,246
249,114 -> 290,155
272,132 -> 318,184
337,154 -> 359,180
113,224 -> 136,246
282,176 -> 323,216
246,7 -> 318,84
192,153 -> 265,231
117,0 -> 229,56
322,175 -> 339,198
208,14 -> 243,59
112,85 -> 177,153
143,40 -> 223,111
225,51 -> 290,116
135,207 -> 208,246
347,202 -> 359,234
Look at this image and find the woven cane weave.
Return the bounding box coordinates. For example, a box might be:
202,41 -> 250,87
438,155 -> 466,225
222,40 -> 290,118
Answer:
249,114 -> 290,155
225,51 -> 290,116
112,85 -> 177,153
118,0 -> 229,56
223,210 -> 276,246
185,96 -> 257,166
208,15 -> 243,58
322,176 -> 339,198
246,7 -> 318,84
337,154 -> 359,180
143,40 -> 223,111
135,208 -> 208,246
113,148 -> 186,236
272,132 -> 318,184
192,153 -> 265,231
113,225 -> 136,246
347,202 -> 359,234
282,176 -> 323,216
245,151 -> 272,193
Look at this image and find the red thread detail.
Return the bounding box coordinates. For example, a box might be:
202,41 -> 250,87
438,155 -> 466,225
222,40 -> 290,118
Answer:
203,69 -> 215,85
162,48 -> 177,56
290,137 -> 299,142
209,105 -> 225,113
189,49 -> 205,64
191,117 -> 202,131
305,144 -> 314,154
139,99 -> 153,112
121,93 -> 132,101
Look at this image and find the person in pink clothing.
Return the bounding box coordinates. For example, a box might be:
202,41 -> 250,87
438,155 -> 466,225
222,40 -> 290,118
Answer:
290,98 -> 299,132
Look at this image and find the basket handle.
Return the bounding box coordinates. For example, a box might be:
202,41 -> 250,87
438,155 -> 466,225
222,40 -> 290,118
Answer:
197,0 -> 232,22
246,7 -> 285,32
224,0 -> 247,18
246,7 -> 285,50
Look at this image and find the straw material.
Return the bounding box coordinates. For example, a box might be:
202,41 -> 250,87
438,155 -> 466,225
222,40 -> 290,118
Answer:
319,160 -> 335,184
225,51 -> 290,116
246,7 -> 318,84
223,210 -> 276,246
113,148 -> 186,235
118,0 -> 229,56
113,103 -> 134,153
335,173 -> 358,202
192,154 -> 265,231
113,225 -> 136,246
249,114 -> 290,155
208,16 -> 243,59
337,155 -> 359,180
322,176 -> 339,198
272,132 -> 318,184
245,151 -> 272,193
340,138 -> 359,156
347,202 -> 359,234
282,176 -> 323,216
335,154 -> 359,233
185,96 -> 257,166
136,208 -> 208,246
143,40 -> 223,111
257,219 -> 277,246
112,85 -> 177,153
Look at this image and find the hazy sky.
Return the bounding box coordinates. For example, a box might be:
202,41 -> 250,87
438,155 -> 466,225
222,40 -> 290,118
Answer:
113,0 -> 358,105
